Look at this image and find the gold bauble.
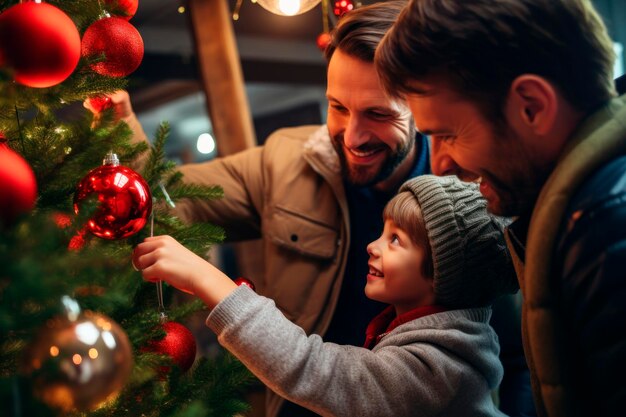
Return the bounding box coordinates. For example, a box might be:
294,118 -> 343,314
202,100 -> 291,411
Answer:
22,309 -> 133,411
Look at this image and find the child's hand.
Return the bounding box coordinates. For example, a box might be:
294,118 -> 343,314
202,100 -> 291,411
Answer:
132,235 -> 237,308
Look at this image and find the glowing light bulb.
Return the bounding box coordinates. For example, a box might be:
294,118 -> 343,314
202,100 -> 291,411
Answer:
279,0 -> 300,15
197,133 -> 216,154
256,0 -> 320,16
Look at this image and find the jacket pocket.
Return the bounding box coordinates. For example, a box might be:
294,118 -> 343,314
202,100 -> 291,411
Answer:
265,206 -> 339,259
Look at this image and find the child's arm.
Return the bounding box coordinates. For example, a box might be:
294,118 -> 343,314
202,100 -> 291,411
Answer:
132,235 -> 237,309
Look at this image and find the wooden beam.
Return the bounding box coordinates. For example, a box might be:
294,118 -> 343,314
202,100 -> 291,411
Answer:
188,0 -> 256,155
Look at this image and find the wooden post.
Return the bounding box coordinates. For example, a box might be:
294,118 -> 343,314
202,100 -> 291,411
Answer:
188,0 -> 256,154
188,3 -> 265,415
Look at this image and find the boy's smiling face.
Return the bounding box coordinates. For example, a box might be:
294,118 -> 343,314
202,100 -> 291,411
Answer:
365,219 -> 435,315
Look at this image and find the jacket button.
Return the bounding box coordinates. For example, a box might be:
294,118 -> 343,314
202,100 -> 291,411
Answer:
290,234 -> 298,242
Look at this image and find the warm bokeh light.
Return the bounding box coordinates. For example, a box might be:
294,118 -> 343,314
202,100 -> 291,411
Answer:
197,133 -> 216,154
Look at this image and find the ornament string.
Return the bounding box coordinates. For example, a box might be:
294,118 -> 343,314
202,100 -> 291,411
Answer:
150,203 -> 167,322
159,181 -> 176,208
322,0 -> 329,34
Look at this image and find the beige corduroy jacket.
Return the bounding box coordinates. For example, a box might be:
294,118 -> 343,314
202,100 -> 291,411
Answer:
128,119 -> 351,417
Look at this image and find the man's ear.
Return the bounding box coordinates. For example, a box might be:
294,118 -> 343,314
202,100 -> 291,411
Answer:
507,75 -> 558,135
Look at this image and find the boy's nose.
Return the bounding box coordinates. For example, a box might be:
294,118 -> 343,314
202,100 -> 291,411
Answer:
367,241 -> 379,256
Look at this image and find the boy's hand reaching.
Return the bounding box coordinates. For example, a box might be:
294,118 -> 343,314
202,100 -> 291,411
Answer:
132,235 -> 238,309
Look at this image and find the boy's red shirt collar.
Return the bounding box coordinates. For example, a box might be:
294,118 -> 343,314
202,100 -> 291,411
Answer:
363,304 -> 448,349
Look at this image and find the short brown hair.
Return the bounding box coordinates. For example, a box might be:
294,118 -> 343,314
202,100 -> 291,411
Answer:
324,0 -> 407,63
376,0 -> 617,123
383,191 -> 434,278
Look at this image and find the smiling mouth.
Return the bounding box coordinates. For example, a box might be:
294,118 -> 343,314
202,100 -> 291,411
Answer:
348,147 -> 383,158
368,265 -> 384,277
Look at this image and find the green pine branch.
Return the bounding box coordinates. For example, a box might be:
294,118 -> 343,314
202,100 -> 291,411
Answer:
0,1 -> 255,414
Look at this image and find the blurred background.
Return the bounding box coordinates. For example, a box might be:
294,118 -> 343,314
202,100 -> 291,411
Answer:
128,0 -> 626,165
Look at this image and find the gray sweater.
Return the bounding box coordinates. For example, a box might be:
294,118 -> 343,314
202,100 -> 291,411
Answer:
207,286 -> 507,417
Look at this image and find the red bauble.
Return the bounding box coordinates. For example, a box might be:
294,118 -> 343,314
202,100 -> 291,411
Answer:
234,277 -> 256,292
333,0 -> 354,17
147,322 -> 196,372
68,231 -> 87,251
103,0 -> 139,21
316,33 -> 332,52
52,212 -> 73,229
86,96 -> 114,112
0,2 -> 81,88
0,139 -> 37,225
73,153 -> 151,240
81,17 -> 144,78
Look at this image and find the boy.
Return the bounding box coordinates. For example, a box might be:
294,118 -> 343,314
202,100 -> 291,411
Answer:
133,175 -> 517,417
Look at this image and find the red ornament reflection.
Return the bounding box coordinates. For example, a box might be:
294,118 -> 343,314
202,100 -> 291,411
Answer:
333,0 -> 354,17
74,154 -> 151,240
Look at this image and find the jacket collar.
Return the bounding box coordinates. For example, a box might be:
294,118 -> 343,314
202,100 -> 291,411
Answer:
363,304 -> 448,349
303,125 -> 341,177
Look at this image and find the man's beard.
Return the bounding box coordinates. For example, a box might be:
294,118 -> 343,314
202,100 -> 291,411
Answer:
333,127 -> 415,187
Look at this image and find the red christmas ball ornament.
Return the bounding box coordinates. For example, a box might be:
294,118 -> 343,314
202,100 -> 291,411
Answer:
234,277 -> 256,292
0,2 -> 81,88
333,0 -> 354,18
68,231 -> 87,251
73,152 -> 151,240
103,0 -> 139,21
86,96 -> 114,113
0,138 -> 37,225
52,212 -> 73,229
147,322 -> 196,372
81,17 -> 144,78
316,32 -> 332,52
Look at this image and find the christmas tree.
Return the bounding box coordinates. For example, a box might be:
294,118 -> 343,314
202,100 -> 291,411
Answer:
0,1 -> 255,416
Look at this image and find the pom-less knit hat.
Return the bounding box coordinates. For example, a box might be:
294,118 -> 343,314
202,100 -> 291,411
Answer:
399,175 -> 518,308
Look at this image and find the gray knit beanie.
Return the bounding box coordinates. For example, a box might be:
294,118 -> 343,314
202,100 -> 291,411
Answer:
399,175 -> 518,309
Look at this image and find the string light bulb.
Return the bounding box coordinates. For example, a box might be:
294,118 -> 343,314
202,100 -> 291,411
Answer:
256,0 -> 321,16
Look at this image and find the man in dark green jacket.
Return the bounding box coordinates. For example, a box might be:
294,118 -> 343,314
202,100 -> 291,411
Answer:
376,0 -> 626,416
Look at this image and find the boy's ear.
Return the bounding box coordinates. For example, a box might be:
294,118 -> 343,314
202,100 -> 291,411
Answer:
507,75 -> 558,136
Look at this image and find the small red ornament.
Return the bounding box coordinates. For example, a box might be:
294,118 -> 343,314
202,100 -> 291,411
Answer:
0,137 -> 37,225
73,152 -> 151,240
81,17 -> 144,78
316,32 -> 332,52
333,0 -> 354,18
68,229 -> 87,251
0,2 -> 81,88
234,277 -> 256,292
52,212 -> 73,229
103,0 -> 139,21
86,96 -> 114,113
147,322 -> 196,372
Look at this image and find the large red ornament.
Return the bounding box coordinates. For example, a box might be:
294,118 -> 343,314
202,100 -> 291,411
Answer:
73,152 -> 151,240
81,17 -> 144,78
0,137 -> 37,225
103,0 -> 139,21
147,322 -> 197,372
333,0 -> 354,17
0,2 -> 81,88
